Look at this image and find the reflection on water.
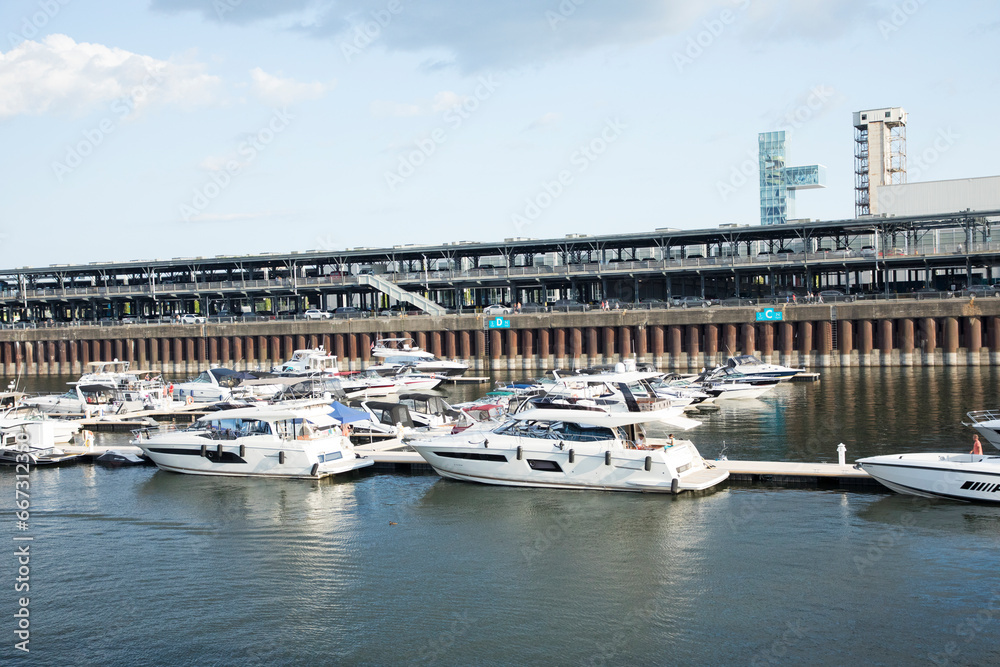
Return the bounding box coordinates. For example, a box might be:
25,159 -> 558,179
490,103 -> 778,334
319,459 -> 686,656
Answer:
4,367 -> 1000,665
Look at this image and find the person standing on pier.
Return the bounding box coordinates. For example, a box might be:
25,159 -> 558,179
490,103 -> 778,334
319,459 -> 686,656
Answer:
971,434 -> 983,456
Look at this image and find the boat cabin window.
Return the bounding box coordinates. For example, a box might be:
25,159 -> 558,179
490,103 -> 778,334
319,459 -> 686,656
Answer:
191,371 -> 213,384
274,418 -> 314,441
495,420 -> 616,442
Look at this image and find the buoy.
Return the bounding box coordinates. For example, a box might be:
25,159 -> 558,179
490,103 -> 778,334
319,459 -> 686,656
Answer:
186,395 -> 194,406
239,445 -> 245,458
516,446 -> 523,460
670,478 -> 679,494
644,456 -> 652,471
200,444 -> 207,457
216,444 -> 223,457
310,463 -> 319,477
568,449 -> 575,463
605,451 -> 611,466
278,451 -> 285,464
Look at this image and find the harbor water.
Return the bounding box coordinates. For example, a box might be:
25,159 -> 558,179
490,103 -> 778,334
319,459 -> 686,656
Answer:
3,367 -> 1000,665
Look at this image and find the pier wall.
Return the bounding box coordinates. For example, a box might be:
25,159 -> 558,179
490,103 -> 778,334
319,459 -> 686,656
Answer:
3,301 -> 1000,376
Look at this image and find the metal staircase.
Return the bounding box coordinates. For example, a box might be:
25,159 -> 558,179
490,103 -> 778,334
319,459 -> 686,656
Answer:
357,274 -> 446,316
830,306 -> 838,350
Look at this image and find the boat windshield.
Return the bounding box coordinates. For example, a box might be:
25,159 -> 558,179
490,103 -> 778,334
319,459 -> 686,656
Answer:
190,372 -> 213,384
61,389 -> 78,399
191,418 -> 271,438
495,420 -> 616,442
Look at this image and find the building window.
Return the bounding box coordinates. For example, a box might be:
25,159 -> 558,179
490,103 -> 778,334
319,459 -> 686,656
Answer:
885,111 -> 891,118
861,114 -> 867,120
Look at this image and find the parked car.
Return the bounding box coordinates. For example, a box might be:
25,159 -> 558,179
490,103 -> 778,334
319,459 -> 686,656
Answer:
637,299 -> 668,309
303,309 -> 332,320
671,295 -> 711,308
179,314 -> 206,324
518,302 -> 548,313
334,306 -> 360,317
860,246 -> 877,258
911,287 -> 949,300
483,304 -> 512,315
961,285 -> 1000,298
550,299 -> 589,312
817,290 -> 853,303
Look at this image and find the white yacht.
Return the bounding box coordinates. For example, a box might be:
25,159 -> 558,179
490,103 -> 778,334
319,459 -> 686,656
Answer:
172,367 -> 267,403
271,347 -> 339,376
0,421 -> 84,465
410,407 -> 728,493
22,361 -> 168,414
856,452 -> 1000,504
369,338 -> 469,377
725,355 -> 804,380
963,410 -> 1000,450
133,406 -> 373,479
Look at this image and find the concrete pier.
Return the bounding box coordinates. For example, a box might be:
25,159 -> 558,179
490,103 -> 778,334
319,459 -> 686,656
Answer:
3,299 -> 1000,375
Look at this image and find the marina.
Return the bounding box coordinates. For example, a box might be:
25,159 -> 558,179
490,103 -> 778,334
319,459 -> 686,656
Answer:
5,365 -> 1000,665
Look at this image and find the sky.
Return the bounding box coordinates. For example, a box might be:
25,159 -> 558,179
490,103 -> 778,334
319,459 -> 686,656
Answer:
1,0 -> 998,267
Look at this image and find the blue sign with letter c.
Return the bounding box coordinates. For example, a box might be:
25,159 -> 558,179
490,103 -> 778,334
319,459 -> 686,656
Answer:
755,308 -> 783,322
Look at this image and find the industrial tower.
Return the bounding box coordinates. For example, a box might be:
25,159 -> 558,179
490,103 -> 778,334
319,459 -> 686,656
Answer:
854,107 -> 907,216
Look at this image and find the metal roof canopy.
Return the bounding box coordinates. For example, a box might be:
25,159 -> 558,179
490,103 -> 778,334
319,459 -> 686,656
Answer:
2,208 -> 997,282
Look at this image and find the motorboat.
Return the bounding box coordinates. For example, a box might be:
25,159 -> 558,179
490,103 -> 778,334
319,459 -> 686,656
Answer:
172,367 -> 275,403
856,452 -> 1000,504
1,405 -> 82,444
369,338 -> 469,377
271,347 -> 339,376
22,361 -> 169,415
94,449 -> 147,466
725,355 -> 804,381
409,406 -> 728,493
963,410 -> 1000,450
0,421 -> 85,465
133,406 -> 373,478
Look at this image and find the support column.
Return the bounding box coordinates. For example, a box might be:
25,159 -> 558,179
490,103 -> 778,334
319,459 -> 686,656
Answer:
651,325 -> 665,370
758,323 -> 774,360
899,318 -> 914,366
704,324 -> 719,367
522,329 -> 535,370
569,328 -> 581,369
490,329 -> 501,370
878,319 -> 893,367
618,326 -> 631,361
445,331 -> 457,361
943,317 -> 959,366
741,324 -> 756,356
506,329 -> 518,371
430,331 -> 442,359
989,317 -> 1000,366
858,320 -> 873,367
348,334 -> 359,370
921,317 -> 938,365
817,321 -> 832,367
634,326 -> 647,364
838,320 -> 853,366
459,331 -> 472,363
603,327 -> 615,363
586,327 -> 599,365
537,329 -> 550,369
723,324 -> 737,359
554,328 -> 567,367
966,317 -> 983,366
779,322 -> 794,366
474,330 -> 486,371
668,325 -> 683,370
686,325 -> 700,369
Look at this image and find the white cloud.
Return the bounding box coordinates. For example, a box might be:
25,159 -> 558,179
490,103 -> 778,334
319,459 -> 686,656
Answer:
249,67 -> 332,105
432,91 -> 466,111
370,100 -> 423,117
0,34 -> 221,119
523,112 -> 562,131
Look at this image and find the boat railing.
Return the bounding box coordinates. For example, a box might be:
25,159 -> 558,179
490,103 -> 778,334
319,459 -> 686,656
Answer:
965,409 -> 1000,425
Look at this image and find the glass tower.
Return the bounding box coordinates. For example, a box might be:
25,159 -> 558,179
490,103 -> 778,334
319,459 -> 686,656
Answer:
758,131 -> 826,225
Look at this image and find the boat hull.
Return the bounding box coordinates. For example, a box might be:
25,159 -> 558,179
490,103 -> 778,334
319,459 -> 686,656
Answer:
412,441 -> 728,494
857,453 -> 1000,504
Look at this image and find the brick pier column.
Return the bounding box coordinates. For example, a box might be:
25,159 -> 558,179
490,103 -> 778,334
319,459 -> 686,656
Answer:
569,328 -> 581,370
686,325 -> 701,370
817,321 -> 832,367
741,323 -> 756,356
898,318 -> 914,366
668,325 -> 683,370
603,327 -> 615,363
877,319 -> 893,366
554,328 -> 567,368
838,321 -> 853,366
